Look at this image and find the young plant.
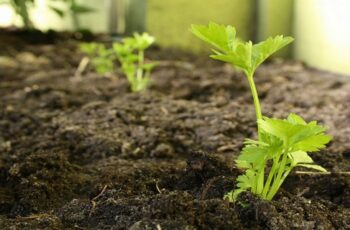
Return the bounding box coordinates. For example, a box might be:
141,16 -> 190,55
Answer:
79,42 -> 115,75
191,22 -> 332,201
113,32 -> 157,92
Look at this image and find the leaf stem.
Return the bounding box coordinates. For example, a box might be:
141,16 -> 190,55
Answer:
137,49 -> 144,80
266,150 -> 288,200
262,154 -> 280,198
256,164 -> 265,195
247,73 -> 262,140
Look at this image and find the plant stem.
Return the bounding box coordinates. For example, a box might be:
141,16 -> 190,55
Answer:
256,164 -> 265,195
247,73 -> 262,140
137,49 -> 144,81
262,154 -> 280,199
266,151 -> 288,200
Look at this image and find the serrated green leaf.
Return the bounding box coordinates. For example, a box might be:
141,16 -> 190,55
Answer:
258,117 -> 301,142
191,23 -> 293,77
294,134 -> 332,152
251,35 -> 294,73
260,131 -> 283,148
237,144 -> 267,167
191,22 -> 236,53
289,150 -> 314,165
287,113 -> 307,125
259,115 -> 331,148
290,125 -> 328,147
211,41 -> 252,72
235,160 -> 251,169
236,173 -> 253,189
132,32 -> 155,50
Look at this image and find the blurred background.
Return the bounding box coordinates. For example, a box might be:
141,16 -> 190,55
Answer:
0,0 -> 350,75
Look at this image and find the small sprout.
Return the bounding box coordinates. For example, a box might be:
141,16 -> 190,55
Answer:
113,33 -> 157,92
191,22 -> 332,201
78,33 -> 157,92
79,42 -> 115,74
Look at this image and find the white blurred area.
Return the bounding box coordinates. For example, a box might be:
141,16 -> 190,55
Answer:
295,0 -> 350,75
0,0 -> 107,32
1,0 -> 350,75
0,4 -> 14,26
0,0 -> 66,30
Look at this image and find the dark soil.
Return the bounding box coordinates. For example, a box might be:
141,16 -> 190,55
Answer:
0,31 -> 349,229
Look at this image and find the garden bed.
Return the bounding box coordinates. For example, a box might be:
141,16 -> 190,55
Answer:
0,32 -> 349,229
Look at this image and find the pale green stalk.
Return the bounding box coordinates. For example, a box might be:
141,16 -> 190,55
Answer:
137,49 -> 144,82
246,73 -> 262,140
266,150 -> 288,200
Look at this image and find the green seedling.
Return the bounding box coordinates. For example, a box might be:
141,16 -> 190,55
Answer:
79,42 -> 115,74
113,32 -> 157,92
79,33 -> 156,92
191,22 -> 332,201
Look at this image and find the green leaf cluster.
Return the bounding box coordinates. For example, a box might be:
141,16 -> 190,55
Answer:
113,33 -> 157,92
79,42 -> 115,74
225,114 -> 332,201
79,33 -> 157,92
191,22 -> 332,202
191,22 -> 293,77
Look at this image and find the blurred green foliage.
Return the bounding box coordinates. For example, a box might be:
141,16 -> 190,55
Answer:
0,0 -> 94,29
147,0 -> 254,52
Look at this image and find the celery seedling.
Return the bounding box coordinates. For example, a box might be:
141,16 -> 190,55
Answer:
79,42 -> 115,74
113,32 -> 157,92
191,22 -> 332,201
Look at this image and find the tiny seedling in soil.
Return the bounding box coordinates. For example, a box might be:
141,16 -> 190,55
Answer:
79,42 -> 115,74
191,22 -> 332,201
113,32 -> 157,92
79,33 -> 156,92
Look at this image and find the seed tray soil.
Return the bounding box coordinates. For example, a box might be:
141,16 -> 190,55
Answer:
0,33 -> 349,229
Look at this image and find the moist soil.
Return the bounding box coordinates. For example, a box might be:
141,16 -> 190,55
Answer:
0,31 -> 349,229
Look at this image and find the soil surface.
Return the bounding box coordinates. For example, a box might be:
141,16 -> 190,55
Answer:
0,31 -> 349,229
